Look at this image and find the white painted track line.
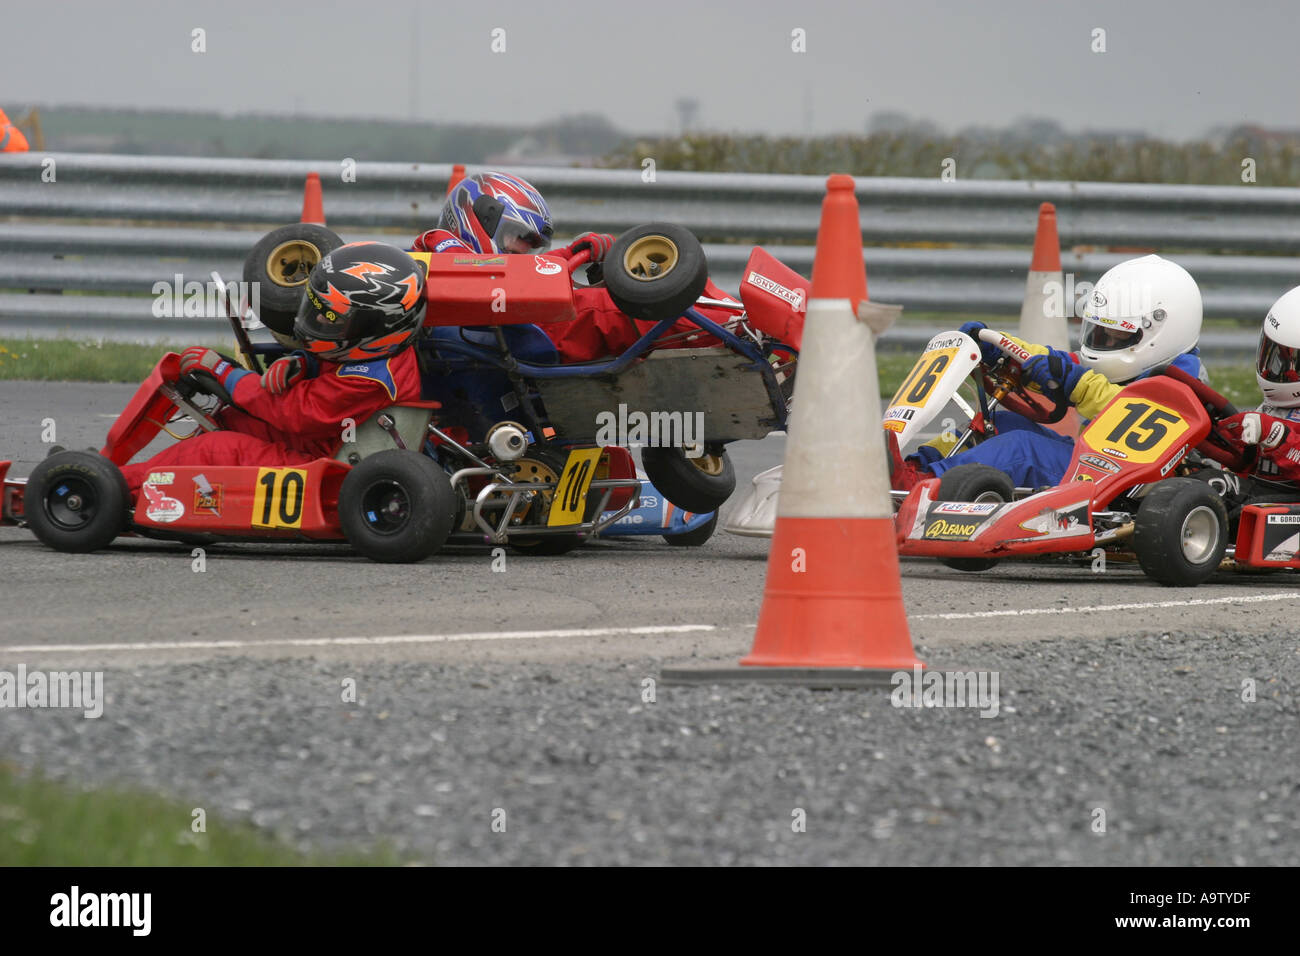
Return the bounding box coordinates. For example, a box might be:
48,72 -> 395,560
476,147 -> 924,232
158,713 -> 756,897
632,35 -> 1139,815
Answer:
914,591 -> 1300,621
0,624 -> 717,654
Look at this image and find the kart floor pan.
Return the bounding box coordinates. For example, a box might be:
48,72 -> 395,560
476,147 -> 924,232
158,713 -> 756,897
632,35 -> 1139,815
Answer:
537,347 -> 780,442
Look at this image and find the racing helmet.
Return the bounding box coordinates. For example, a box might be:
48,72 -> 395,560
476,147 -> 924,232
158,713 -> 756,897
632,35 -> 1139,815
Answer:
1077,255 -> 1202,384
292,242 -> 426,363
437,171 -> 554,255
1256,285 -> 1300,408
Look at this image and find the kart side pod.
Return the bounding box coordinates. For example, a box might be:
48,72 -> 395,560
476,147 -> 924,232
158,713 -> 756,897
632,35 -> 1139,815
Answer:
1235,502 -> 1300,568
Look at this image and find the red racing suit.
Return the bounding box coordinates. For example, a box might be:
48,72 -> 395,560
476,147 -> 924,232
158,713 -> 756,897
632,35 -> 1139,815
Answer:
1221,404 -> 1300,482
411,229 -> 737,361
120,348 -> 423,491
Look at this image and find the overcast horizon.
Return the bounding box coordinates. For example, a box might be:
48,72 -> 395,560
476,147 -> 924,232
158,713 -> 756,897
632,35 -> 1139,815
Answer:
3,0 -> 1296,141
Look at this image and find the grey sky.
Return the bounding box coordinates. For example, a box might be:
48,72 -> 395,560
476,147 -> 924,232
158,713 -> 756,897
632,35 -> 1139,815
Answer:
2,0 -> 1294,139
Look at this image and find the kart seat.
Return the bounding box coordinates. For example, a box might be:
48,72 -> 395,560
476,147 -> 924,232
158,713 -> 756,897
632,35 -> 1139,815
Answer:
333,402 -> 441,464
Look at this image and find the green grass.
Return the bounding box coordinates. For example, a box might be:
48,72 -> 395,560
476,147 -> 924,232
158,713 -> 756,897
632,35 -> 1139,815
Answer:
0,338 -> 231,383
0,764 -> 399,865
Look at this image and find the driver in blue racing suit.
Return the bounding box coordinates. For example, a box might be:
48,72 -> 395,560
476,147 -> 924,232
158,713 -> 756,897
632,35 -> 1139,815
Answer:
892,255 -> 1208,490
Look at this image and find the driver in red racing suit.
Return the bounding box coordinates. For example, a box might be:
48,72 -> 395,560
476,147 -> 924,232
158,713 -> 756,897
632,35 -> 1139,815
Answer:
121,242 -> 426,491
413,170 -> 737,361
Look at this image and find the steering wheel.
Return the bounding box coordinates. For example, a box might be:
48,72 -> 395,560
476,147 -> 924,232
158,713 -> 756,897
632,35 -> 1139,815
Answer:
976,329 -> 1070,425
1162,365 -> 1256,472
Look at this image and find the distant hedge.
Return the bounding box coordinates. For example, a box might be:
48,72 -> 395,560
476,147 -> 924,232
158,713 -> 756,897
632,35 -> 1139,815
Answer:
599,132 -> 1300,185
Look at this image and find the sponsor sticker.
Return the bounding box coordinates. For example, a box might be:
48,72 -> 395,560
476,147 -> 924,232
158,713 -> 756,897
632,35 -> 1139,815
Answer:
534,257 -> 563,276
453,256 -> 507,266
923,518 -> 982,540
933,502 -> 999,516
146,472 -> 175,485
142,482 -> 185,524
1266,514 -> 1300,524
746,272 -> 806,311
883,407 -> 916,423
192,474 -> 222,517
1079,454 -> 1120,474
883,420 -> 906,434
1018,503 -> 1089,537
1159,445 -> 1188,477
1101,446 -> 1130,460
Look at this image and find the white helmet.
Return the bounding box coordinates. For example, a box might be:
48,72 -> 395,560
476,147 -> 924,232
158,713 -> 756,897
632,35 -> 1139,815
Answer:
1078,255 -> 1202,383
1256,286 -> 1300,408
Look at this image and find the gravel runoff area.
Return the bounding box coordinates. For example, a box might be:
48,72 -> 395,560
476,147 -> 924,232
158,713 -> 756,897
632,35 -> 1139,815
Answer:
1,628 -> 1294,866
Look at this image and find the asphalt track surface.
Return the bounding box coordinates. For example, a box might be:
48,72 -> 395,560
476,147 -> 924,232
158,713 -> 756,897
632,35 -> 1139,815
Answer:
1,381 -> 1297,865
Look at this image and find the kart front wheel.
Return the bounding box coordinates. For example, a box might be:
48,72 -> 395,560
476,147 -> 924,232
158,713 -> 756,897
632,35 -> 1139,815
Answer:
1132,478 -> 1228,587
936,463 -> 1014,573
338,450 -> 456,563
604,223 -> 709,323
642,446 -> 736,514
25,451 -> 129,553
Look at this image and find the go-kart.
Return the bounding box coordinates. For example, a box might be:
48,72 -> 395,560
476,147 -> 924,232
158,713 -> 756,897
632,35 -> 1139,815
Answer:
239,221 -> 803,520
0,349 -> 647,562
893,329 -> 1300,586
3,221 -> 803,561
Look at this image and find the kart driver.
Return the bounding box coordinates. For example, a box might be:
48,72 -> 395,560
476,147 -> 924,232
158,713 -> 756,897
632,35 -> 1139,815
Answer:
1212,285 -> 1300,496
412,170 -> 737,361
120,242 -> 426,490
892,254 -> 1207,491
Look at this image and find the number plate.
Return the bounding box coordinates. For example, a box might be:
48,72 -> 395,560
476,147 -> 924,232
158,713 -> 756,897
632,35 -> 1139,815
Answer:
889,346 -> 960,410
1082,399 -> 1189,465
548,449 -> 603,527
252,467 -> 308,529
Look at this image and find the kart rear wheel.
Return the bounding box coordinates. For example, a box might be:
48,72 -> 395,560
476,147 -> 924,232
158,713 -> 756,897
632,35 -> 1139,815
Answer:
936,464 -> 1014,572
504,447 -> 595,556
1133,478 -> 1228,587
663,512 -> 718,547
642,446 -> 736,514
338,450 -> 456,563
25,451 -> 129,553
243,223 -> 344,337
604,223 -> 709,323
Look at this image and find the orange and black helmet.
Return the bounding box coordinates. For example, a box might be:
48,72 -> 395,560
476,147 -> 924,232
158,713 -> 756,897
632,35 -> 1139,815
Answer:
293,242 -> 426,363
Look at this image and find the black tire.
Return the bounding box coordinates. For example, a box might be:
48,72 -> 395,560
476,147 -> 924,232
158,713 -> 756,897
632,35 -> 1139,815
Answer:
243,224 -> 344,335
603,222 -> 708,323
24,451 -> 129,553
338,450 -> 456,563
935,463 -> 1014,572
663,512 -> 718,547
505,447 -> 597,556
1132,478 -> 1228,587
642,446 -> 736,513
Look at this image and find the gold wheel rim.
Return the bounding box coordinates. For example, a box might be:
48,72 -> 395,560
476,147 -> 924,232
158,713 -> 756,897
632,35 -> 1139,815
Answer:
503,457 -> 561,523
692,453 -> 724,476
265,239 -> 323,288
622,235 -> 679,281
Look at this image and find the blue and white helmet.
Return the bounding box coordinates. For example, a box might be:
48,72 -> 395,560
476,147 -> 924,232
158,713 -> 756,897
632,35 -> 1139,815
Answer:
438,171 -> 554,255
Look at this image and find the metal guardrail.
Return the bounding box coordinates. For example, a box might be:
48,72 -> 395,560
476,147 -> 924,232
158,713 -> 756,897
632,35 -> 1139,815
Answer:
1,152 -> 1297,350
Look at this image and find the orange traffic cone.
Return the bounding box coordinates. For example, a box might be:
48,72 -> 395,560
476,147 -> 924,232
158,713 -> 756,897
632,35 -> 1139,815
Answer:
663,175 -> 922,688
300,172 -> 325,225
447,164 -> 467,195
1018,203 -> 1066,349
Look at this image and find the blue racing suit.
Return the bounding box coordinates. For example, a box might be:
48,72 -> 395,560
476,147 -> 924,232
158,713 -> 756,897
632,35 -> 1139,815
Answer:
913,347 -> 1207,489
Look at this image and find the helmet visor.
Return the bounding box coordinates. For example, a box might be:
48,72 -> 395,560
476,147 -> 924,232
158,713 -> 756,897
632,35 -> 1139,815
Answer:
494,217 -> 551,254
294,287 -> 362,343
1082,320 -> 1143,352
1258,330 -> 1300,384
